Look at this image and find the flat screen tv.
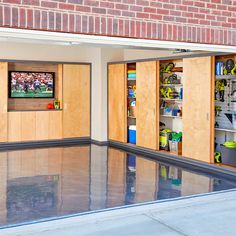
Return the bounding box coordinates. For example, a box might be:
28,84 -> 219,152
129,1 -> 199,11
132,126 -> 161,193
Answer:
9,71 -> 55,98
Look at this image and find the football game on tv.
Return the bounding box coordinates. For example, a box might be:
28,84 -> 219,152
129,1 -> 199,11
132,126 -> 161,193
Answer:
9,71 -> 55,98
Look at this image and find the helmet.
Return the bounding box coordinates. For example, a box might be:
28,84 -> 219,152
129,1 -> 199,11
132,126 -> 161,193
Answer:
226,59 -> 235,73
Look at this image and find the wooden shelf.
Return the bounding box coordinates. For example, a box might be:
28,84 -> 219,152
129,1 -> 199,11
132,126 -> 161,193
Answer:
161,71 -> 183,74
128,116 -> 136,119
215,127 -> 236,133
128,78 -> 136,81
160,84 -> 183,87
8,109 -> 62,112
128,97 -> 136,99
160,115 -> 182,119
161,98 -> 182,102
216,75 -> 236,80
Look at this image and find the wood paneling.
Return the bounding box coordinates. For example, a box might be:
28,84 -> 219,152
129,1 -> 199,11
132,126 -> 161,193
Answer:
108,64 -> 127,142
21,112 -> 36,141
0,62 -> 8,142
136,61 -> 158,149
8,111 -> 62,142
63,64 -> 90,138
49,111 -> 63,139
36,111 -> 49,140
107,148 -> 126,207
8,62 -> 62,111
182,56 -> 214,163
8,112 -> 21,142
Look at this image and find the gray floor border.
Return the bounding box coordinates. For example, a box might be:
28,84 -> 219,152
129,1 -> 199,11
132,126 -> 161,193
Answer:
108,140 -> 236,181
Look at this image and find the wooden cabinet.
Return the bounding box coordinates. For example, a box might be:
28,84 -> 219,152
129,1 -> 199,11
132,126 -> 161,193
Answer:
8,111 -> 63,142
108,64 -> 127,142
63,64 -> 90,138
182,56 -> 214,163
136,61 -> 159,149
0,62 -> 8,142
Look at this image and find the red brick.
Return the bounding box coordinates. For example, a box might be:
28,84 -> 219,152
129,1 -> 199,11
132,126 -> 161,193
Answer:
34,9 -> 40,29
115,4 -> 128,10
22,0 -> 39,6
125,20 -> 129,36
3,0 -> 21,4
144,7 -> 156,14
92,7 -> 106,14
68,14 -> 74,32
48,12 -> 55,30
63,13 -> 69,31
75,14 -> 81,32
122,11 -> 135,17
101,17 -> 106,34
130,20 -> 135,37
84,0 -> 99,6
76,6 -> 91,12
19,8 -> 26,28
100,2 -> 114,8
12,7 -> 18,27
41,11 -> 48,29
27,9 -> 33,28
59,3 -> 75,10
41,1 -> 58,9
89,15 -> 94,33
136,12 -> 149,19
107,9 -> 121,16
82,15 -> 88,33
94,16 -> 100,34
136,0 -> 149,6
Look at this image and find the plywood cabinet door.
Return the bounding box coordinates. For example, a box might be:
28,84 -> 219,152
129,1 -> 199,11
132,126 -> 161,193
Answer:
182,56 -> 214,163
108,64 -> 127,142
0,62 -> 8,142
136,61 -> 159,150
63,64 -> 90,138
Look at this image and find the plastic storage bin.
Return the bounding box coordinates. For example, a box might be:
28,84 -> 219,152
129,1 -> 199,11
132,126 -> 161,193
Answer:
221,145 -> 236,167
128,125 -> 136,144
169,141 -> 182,155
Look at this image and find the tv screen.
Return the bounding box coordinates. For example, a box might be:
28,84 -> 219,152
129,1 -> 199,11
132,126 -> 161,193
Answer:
9,71 -> 55,98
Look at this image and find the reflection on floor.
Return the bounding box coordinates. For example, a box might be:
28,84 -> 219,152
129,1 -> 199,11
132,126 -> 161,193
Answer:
0,144 -> 235,227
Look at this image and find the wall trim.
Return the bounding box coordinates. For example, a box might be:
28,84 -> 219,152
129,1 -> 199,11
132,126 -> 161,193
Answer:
91,139 -> 109,146
0,137 -> 90,151
0,28 -> 236,53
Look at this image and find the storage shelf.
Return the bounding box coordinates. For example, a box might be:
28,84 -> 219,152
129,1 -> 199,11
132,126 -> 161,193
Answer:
160,84 -> 183,87
127,78 -> 136,81
160,115 -> 182,119
128,116 -> 136,119
216,75 -> 236,80
8,109 -> 63,112
161,71 -> 183,74
161,98 -> 182,102
215,127 -> 236,133
128,97 -> 136,99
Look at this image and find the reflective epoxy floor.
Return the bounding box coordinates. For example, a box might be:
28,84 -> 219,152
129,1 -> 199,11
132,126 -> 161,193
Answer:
0,144 -> 235,228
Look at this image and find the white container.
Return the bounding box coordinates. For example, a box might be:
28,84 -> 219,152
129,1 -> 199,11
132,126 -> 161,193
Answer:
233,114 -> 236,130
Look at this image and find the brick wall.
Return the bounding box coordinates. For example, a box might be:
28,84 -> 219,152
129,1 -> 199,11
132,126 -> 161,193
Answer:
0,0 -> 235,46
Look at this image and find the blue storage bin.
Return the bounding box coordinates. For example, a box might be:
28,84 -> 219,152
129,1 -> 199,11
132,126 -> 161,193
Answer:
128,125 -> 136,144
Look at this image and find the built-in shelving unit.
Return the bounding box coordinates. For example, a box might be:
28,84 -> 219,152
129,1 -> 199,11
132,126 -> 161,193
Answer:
127,63 -> 137,143
214,55 -> 236,163
159,59 -> 183,155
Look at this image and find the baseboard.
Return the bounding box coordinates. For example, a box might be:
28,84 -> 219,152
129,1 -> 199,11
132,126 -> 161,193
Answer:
91,139 -> 109,146
108,140 -> 236,181
0,137 -> 91,151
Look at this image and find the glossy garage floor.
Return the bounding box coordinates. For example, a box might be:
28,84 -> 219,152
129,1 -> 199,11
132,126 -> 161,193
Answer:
0,144 -> 235,228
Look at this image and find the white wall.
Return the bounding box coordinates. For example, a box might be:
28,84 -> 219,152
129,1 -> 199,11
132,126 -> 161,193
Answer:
0,42 -> 124,141
0,42 -> 181,142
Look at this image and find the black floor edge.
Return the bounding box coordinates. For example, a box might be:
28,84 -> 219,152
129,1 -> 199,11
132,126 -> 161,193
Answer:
0,137 -> 91,151
108,140 -> 236,181
0,138 -> 236,180
91,139 -> 109,146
